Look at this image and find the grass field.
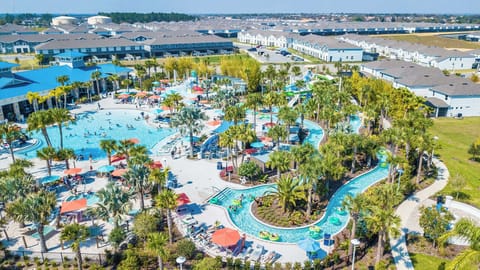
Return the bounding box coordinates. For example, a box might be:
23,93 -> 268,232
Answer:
410,253 -> 449,270
430,117 -> 480,207
379,34 -> 480,50
120,53 -> 251,67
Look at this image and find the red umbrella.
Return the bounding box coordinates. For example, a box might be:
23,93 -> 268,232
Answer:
64,168 -> 82,175
136,91 -> 148,98
244,148 -> 257,155
111,154 -> 126,163
192,85 -> 203,91
129,138 -> 140,144
261,136 -> 273,142
118,94 -> 130,99
149,161 -> 163,169
148,95 -> 161,100
212,228 -> 241,247
207,119 -> 221,126
111,169 -> 128,177
176,193 -> 191,206
264,122 -> 276,128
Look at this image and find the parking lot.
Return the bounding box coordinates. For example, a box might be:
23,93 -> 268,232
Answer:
235,43 -> 307,64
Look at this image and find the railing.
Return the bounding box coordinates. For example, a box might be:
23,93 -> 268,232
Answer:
6,249 -> 106,265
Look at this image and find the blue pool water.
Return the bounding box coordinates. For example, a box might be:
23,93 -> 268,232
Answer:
66,192 -> 99,206
19,109 -> 175,159
212,163 -> 389,243
302,119 -> 324,149
349,115 -> 362,134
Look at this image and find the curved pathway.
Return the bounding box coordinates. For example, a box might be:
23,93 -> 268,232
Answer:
390,158 -> 449,270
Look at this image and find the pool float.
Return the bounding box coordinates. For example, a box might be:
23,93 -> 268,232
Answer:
259,231 -> 270,239
232,199 -> 242,206
336,208 -> 347,216
380,162 -> 388,168
309,230 -> 322,239
329,217 -> 341,226
309,225 -> 321,233
209,198 -> 219,204
269,233 -> 280,241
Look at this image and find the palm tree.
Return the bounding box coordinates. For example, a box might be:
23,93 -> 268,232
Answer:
149,167 -> 169,194
234,124 -> 257,164
290,143 -> 315,170
99,139 -> 117,165
56,75 -> 70,108
439,218 -> 480,270
121,78 -> 132,92
96,183 -> 132,229
36,146 -> 57,176
163,92 -> 183,113
116,139 -> 135,164
267,124 -> 288,148
266,175 -> 306,213
224,105 -> 246,126
107,74 -> 120,93
26,91 -> 41,112
266,150 -> 292,179
170,106 -> 208,157
263,91 -> 285,123
155,189 -> 178,244
6,190 -> 56,252
123,164 -> 151,211
298,154 -> 322,218
342,194 -> 367,261
245,93 -> 264,131
277,107 -> 298,143
146,232 -> 169,270
61,223 -> 90,270
90,70 -> 102,97
56,148 -> 75,169
27,110 -> 53,147
128,145 -> 150,166
366,207 -> 401,265
0,122 -> 23,162
219,128 -> 236,172
50,108 -> 74,149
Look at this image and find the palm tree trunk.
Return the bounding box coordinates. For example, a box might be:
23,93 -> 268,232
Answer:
253,108 -> 257,132
58,124 -> 64,149
96,80 -> 101,97
307,186 -> 313,218
64,94 -> 67,109
167,210 -> 173,244
348,219 -> 357,259
107,153 -> 112,165
139,190 -> 145,211
158,255 -> 164,270
46,160 -> 52,176
277,168 -> 281,179
42,128 -> 52,147
38,224 -> 48,252
416,150 -> 423,185
375,231 -> 384,265
351,146 -> 357,174
8,146 -> 15,163
189,132 -> 194,158
77,248 -> 83,270
65,159 -> 70,169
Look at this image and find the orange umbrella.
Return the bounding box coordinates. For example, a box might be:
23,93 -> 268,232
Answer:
64,168 -> 82,175
207,119 -> 221,126
148,95 -> 161,100
60,198 -> 87,214
161,105 -> 172,111
199,100 -> 209,104
211,228 -> 241,247
149,161 -> 163,169
136,91 -> 148,97
118,93 -> 130,99
129,138 -> 140,144
111,154 -> 126,163
176,193 -> 191,206
111,168 -> 128,177
261,136 -> 273,142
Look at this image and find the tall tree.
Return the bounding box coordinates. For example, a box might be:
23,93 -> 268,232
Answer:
90,70 -> 102,97
96,183 -> 132,229
342,194 -> 367,260
0,122 -> 23,162
99,139 -> 117,165
50,108 -> 74,149
266,150 -> 292,179
146,232 -> 169,270
27,110 -> 53,147
36,146 -> 57,176
61,223 -> 90,270
155,189 -> 178,244
266,175 -> 306,213
170,107 -> 208,157
245,93 -> 264,131
123,164 -> 151,211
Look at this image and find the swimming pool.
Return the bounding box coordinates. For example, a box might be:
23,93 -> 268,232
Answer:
19,109 -> 176,159
349,115 -> 362,134
210,154 -> 389,243
302,119 -> 324,149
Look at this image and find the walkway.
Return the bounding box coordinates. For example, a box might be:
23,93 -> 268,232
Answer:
389,158 -> 449,270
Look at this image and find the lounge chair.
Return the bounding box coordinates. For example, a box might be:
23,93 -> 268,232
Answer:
261,251 -> 278,264
237,246 -> 253,260
249,244 -> 264,262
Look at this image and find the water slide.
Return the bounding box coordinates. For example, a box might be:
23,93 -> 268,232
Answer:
288,94 -> 300,107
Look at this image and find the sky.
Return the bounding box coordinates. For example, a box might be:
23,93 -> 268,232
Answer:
3,0 -> 480,15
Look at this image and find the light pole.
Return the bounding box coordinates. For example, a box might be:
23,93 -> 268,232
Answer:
176,256 -> 186,270
351,238 -> 360,270
396,168 -> 404,190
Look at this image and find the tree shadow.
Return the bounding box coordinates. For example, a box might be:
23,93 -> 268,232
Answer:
449,191 -> 470,200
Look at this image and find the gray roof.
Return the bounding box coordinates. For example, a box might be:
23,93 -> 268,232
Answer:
143,34 -> 231,46
35,37 -> 139,50
431,80 -> 480,96
0,33 -> 99,43
426,97 -> 449,108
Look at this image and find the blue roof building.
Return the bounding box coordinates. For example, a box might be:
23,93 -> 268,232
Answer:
0,55 -> 131,121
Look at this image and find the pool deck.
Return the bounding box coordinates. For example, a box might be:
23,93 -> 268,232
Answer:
0,96 -> 314,263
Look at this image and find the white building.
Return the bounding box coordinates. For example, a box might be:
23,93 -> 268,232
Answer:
87,16 -> 112,25
292,35 -> 363,62
51,16 -> 78,26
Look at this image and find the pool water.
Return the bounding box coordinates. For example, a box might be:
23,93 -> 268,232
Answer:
302,119 -> 324,149
66,192 -> 100,206
19,109 -> 175,159
349,115 -> 362,134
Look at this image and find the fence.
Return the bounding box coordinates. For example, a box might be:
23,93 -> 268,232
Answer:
6,249 -> 106,265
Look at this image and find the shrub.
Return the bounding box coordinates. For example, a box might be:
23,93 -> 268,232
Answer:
304,260 -> 312,269
254,261 -> 261,270
244,260 -> 251,270
284,262 -> 292,269
293,262 -> 302,270
175,239 -> 197,259
273,262 -> 283,270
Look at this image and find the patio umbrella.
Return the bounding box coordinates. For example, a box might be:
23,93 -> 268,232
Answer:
149,161 -> 163,169
251,142 -> 265,148
244,148 -> 257,155
211,228 -> 241,247
97,165 -> 116,173
118,94 -> 130,99
148,95 -> 161,100
64,168 -> 82,175
261,136 -> 273,143
136,91 -> 148,98
264,122 -> 276,128
111,154 -> 126,163
111,168 -> 128,177
38,175 -> 61,186
129,138 -> 140,144
207,119 -> 221,126
176,193 -> 191,206
151,108 -> 164,115
192,85 -> 203,91
297,237 -> 321,252
60,198 -> 87,214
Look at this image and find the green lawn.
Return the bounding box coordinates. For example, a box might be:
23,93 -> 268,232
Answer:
380,34 -> 480,50
430,117 -> 480,207
410,252 -> 449,270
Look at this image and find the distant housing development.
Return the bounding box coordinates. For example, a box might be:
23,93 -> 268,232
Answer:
361,60 -> 480,117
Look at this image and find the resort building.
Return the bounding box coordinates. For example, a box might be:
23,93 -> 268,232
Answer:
291,35 -> 363,62
361,60 -> 480,117
0,52 -> 131,122
0,33 -> 99,54
340,34 -> 477,70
